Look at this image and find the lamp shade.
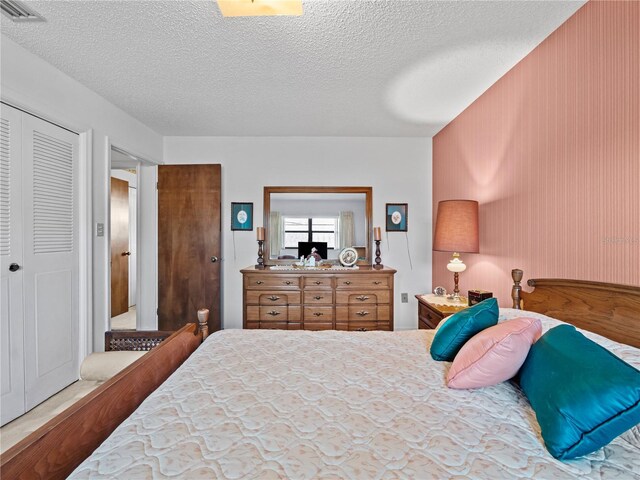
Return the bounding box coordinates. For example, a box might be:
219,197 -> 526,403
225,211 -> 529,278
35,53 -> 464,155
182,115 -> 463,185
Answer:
433,200 -> 479,253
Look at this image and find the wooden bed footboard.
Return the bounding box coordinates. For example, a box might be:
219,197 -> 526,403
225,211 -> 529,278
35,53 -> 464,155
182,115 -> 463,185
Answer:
512,269 -> 640,348
0,310 -> 210,480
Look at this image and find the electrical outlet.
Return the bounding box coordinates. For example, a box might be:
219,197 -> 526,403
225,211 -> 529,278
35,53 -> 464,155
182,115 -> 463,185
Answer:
96,223 -> 104,237
401,293 -> 408,303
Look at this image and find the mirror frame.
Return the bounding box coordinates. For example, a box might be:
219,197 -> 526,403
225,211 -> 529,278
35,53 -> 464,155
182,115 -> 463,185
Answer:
263,186 -> 373,265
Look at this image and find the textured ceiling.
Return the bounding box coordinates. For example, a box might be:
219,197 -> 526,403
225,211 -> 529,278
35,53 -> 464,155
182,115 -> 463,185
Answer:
1,0 -> 585,137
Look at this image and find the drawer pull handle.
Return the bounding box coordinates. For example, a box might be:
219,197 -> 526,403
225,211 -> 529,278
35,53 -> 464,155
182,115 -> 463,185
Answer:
314,295 -> 323,300
356,295 -> 370,301
268,295 -> 280,301
373,281 -> 382,285
255,280 -> 264,285
313,312 -> 324,317
267,310 -> 281,316
284,281 -> 292,285
343,281 -> 352,285
314,281 -> 322,285
356,327 -> 367,332
356,310 -> 370,317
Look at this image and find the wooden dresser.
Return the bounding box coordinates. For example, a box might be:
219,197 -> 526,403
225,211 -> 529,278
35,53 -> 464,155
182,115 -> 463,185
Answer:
241,266 -> 396,331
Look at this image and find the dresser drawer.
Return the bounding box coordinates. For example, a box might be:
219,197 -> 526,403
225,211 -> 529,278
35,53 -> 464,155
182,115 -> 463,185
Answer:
336,321 -> 378,331
247,305 -> 301,322
303,291 -> 333,304
418,302 -> 443,329
303,322 -> 334,331
302,276 -> 334,289
246,320 -> 302,330
335,291 -> 390,305
376,305 -> 390,321
335,275 -> 390,289
258,321 -> 290,330
336,305 -> 378,321
303,306 -> 334,322
245,275 -> 301,289
245,291 -> 301,305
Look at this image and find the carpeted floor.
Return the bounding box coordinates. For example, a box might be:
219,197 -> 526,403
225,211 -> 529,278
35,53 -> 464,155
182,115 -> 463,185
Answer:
0,380 -> 103,453
111,306 -> 137,330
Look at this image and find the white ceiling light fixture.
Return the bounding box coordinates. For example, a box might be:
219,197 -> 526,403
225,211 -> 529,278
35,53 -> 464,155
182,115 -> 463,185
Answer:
0,0 -> 44,22
216,0 -> 302,17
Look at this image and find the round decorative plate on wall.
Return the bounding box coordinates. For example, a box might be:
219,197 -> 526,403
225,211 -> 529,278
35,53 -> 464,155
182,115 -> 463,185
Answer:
339,247 -> 358,267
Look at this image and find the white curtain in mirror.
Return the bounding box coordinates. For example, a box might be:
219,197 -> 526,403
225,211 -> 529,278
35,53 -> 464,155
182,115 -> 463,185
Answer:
338,211 -> 355,249
270,211 -> 283,256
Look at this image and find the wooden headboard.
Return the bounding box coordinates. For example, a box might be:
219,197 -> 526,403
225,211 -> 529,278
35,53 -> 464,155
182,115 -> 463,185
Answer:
511,269 -> 640,349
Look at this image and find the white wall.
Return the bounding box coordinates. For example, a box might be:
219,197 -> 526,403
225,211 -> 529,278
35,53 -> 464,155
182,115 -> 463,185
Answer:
162,137 -> 433,330
1,36 -> 163,352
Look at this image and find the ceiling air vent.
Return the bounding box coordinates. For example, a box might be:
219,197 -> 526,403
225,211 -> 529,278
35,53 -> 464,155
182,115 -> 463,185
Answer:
1,0 -> 44,22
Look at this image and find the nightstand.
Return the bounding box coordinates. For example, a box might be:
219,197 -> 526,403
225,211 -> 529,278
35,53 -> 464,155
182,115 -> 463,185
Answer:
416,294 -> 468,329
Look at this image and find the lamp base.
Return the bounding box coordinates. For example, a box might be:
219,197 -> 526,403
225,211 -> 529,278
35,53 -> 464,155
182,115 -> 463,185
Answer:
446,253 -> 466,302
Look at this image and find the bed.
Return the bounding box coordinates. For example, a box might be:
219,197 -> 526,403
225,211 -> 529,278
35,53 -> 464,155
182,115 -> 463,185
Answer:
2,271 -> 639,479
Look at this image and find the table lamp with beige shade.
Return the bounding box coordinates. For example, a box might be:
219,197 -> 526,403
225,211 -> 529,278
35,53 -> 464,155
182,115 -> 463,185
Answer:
433,200 -> 479,303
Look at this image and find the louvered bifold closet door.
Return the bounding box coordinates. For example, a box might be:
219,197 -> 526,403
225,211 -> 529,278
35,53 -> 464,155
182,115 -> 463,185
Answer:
0,104 -> 26,425
22,113 -> 79,410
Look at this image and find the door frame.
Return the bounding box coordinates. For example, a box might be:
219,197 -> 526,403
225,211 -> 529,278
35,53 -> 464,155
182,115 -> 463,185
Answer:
0,99 -> 92,368
106,140 -> 160,331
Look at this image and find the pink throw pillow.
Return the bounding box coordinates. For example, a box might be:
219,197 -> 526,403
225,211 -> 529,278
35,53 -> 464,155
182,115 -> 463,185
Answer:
447,317 -> 542,389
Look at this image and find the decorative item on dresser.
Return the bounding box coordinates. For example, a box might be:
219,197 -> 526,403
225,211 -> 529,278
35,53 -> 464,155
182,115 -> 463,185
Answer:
416,293 -> 468,329
241,265 -> 396,331
256,226 -> 265,269
373,226 -> 383,269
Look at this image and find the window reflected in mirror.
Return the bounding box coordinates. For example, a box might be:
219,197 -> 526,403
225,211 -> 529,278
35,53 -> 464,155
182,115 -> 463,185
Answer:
264,187 -> 372,264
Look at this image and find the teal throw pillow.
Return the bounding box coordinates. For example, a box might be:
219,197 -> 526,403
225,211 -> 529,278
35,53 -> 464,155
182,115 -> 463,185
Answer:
519,324 -> 640,460
430,297 -> 499,361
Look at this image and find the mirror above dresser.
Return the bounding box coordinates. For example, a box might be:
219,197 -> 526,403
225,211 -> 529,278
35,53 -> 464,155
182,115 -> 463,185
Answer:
263,186 -> 372,265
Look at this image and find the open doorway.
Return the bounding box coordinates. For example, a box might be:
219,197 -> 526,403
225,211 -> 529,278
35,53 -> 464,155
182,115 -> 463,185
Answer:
110,147 -> 139,330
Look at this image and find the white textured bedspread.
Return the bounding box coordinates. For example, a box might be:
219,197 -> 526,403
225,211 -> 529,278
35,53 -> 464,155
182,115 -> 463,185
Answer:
71,309 -> 640,479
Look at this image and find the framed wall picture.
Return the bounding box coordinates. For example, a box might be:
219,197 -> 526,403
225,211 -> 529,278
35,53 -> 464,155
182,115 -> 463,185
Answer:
231,202 -> 253,231
386,203 -> 408,232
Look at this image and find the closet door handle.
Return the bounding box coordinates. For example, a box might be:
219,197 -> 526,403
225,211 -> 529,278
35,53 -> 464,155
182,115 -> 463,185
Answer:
9,263 -> 20,272
210,256 -> 218,263
122,251 -> 131,256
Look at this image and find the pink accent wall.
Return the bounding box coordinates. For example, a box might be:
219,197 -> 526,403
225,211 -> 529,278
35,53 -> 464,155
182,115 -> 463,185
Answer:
433,1 -> 639,305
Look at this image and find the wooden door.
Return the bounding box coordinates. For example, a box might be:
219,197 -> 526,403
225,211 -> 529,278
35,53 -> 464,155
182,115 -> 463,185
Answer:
110,177 -> 129,317
158,164 -> 221,332
1,104 -> 26,425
